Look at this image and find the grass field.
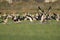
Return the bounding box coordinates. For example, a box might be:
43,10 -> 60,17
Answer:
0,20 -> 60,40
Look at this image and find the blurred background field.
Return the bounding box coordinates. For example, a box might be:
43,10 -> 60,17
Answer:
0,0 -> 60,14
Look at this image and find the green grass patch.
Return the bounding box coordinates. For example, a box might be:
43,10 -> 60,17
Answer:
0,21 -> 60,40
